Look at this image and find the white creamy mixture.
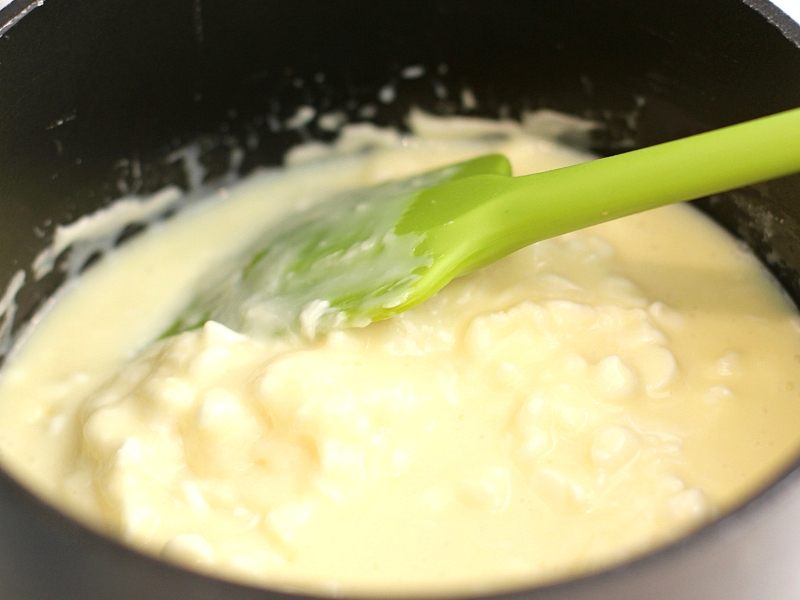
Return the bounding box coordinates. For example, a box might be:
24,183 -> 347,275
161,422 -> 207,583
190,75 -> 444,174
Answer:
1,111 -> 800,596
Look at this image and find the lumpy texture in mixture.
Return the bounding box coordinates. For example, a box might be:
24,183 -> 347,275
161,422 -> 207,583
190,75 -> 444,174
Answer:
1,111 -> 800,596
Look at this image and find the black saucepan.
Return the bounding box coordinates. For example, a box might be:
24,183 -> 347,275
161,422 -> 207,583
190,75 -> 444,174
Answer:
1,1 -> 800,598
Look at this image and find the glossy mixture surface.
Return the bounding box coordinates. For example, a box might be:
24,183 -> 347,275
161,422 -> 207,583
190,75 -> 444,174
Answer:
1,112 -> 800,596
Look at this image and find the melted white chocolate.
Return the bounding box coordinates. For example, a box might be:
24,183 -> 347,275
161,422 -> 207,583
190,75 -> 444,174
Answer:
1,111 -> 800,596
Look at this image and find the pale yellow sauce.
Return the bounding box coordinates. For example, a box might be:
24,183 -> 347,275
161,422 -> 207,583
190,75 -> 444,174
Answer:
1,111 -> 800,596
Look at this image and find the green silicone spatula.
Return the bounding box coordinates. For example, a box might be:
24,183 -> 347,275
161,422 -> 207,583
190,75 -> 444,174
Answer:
168,107 -> 800,340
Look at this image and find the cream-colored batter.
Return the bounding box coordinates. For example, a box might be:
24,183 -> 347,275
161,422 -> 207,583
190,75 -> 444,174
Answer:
1,111 -> 800,596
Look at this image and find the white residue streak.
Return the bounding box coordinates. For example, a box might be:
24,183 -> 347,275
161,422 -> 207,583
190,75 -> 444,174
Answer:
32,187 -> 183,280
401,65 -> 426,80
378,84 -> 396,104
0,270 -> 25,356
461,88 -> 478,110
46,110 -> 77,130
521,110 -> 597,144
168,144 -> 208,191
285,106 -> 317,130
317,111 -> 348,133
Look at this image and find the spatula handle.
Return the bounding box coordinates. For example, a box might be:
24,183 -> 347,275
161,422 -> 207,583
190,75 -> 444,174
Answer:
510,106 -> 800,231
448,107 -> 800,276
